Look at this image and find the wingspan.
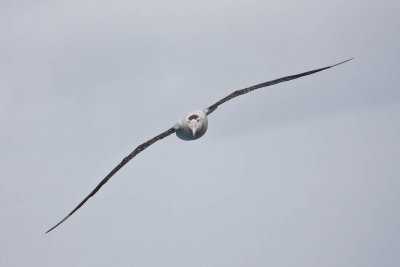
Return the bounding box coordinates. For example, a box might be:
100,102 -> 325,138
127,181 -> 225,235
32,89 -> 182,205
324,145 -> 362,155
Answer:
46,126 -> 176,233
46,58 -> 352,233
205,58 -> 353,115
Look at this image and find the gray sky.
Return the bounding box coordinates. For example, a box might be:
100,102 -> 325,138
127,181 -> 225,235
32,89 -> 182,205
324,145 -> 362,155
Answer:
1,0 -> 399,266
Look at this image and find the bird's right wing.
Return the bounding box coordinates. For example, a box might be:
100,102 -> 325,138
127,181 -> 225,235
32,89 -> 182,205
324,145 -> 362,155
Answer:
45,126 -> 176,234
205,58 -> 353,115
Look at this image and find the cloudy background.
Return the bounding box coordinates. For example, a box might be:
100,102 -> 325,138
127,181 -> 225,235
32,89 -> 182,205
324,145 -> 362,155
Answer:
1,0 -> 399,266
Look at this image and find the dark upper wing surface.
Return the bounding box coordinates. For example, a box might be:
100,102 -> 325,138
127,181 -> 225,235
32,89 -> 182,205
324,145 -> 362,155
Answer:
206,58 -> 352,115
46,126 -> 176,233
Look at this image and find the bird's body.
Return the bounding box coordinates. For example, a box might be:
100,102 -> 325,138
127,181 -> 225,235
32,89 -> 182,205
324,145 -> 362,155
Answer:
175,109 -> 208,140
46,58 -> 353,233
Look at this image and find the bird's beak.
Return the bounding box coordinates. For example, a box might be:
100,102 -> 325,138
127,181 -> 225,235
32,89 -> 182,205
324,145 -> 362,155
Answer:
191,123 -> 197,138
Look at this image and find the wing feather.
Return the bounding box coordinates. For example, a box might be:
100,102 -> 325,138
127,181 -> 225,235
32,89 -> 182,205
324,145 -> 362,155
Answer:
206,58 -> 353,115
45,126 -> 176,233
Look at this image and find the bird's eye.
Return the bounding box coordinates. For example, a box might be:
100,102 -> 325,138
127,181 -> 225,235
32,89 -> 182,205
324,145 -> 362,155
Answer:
197,118 -> 200,122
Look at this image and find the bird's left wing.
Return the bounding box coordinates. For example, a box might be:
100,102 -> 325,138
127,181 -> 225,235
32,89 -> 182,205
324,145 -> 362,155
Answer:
205,58 -> 353,115
45,126 -> 176,234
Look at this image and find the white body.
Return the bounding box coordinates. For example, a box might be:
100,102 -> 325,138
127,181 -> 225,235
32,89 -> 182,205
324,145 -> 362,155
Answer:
174,110 -> 208,141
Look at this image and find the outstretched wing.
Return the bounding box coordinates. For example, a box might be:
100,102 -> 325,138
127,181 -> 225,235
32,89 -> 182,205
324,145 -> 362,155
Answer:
46,126 -> 176,234
205,58 -> 353,115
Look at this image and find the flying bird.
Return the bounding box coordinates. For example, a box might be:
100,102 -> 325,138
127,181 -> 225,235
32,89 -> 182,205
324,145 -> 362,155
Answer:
46,58 -> 352,233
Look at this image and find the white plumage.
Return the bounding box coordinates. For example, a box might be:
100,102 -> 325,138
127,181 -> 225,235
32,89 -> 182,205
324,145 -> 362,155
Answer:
175,109 -> 209,140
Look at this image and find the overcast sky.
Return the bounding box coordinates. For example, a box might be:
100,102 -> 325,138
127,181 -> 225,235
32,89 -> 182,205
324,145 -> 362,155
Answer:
1,0 -> 399,266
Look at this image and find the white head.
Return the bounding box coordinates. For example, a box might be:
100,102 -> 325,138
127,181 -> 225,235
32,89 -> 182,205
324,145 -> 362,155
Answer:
175,110 -> 208,141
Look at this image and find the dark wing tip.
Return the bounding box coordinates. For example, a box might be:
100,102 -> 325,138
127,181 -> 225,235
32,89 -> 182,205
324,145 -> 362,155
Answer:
330,58 -> 354,68
45,215 -> 71,234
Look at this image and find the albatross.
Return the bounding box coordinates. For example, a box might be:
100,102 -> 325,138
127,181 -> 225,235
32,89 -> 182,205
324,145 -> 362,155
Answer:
46,58 -> 352,233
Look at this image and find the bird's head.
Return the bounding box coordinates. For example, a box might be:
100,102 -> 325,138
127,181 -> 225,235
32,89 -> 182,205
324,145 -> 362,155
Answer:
187,114 -> 204,138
